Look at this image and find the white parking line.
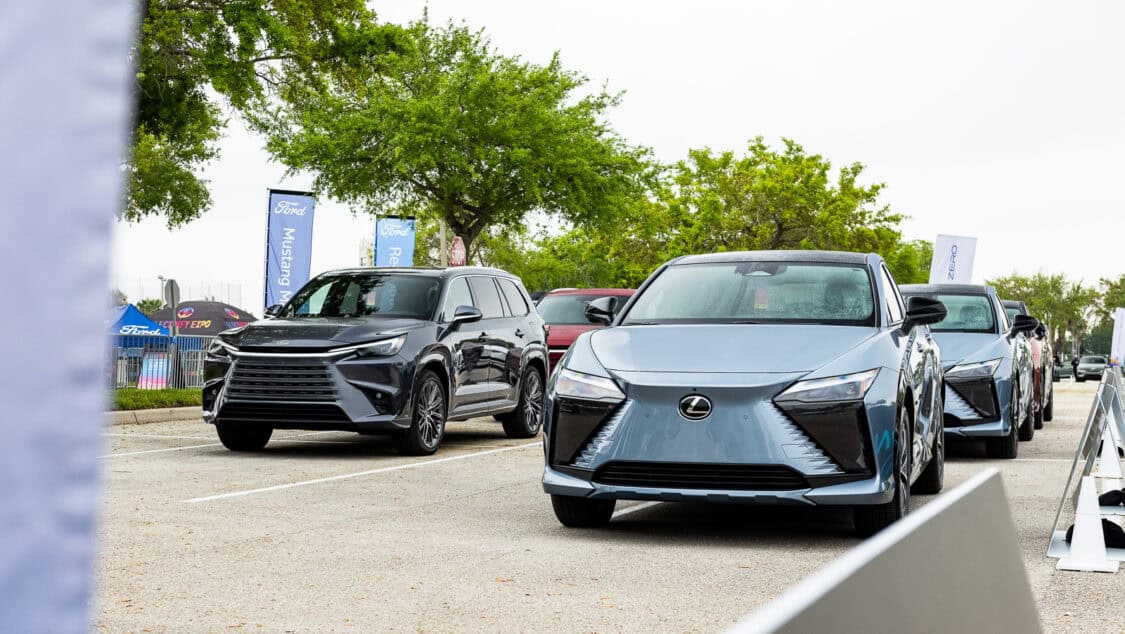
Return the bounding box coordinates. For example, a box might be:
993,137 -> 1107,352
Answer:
103,432 -> 351,445
613,501 -> 660,519
104,442 -> 224,458
1012,458 -> 1072,463
183,441 -> 542,503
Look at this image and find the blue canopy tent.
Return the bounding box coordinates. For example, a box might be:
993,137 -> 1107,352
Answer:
108,305 -> 172,388
109,304 -> 170,337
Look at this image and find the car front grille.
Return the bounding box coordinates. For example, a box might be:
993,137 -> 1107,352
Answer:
592,461 -> 809,491
226,359 -> 336,402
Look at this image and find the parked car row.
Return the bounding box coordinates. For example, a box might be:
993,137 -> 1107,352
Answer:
200,249 -> 1063,536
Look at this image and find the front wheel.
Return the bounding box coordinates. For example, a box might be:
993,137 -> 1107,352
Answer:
498,366 -> 545,438
215,421 -> 272,452
551,495 -> 615,528
855,407 -> 911,537
396,370 -> 446,456
913,404 -> 944,495
1016,381 -> 1035,441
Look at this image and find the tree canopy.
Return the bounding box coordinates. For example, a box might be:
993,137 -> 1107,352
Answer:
987,272 -> 1099,349
128,0 -> 404,226
258,19 -> 651,256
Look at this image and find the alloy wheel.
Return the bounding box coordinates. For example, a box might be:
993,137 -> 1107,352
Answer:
417,379 -> 445,449
895,408 -> 911,518
523,371 -> 544,432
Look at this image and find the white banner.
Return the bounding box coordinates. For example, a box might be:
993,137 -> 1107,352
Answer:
1110,307 -> 1125,367
929,234 -> 978,284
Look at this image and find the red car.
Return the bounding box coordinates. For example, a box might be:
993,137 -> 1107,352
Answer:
538,288 -> 635,373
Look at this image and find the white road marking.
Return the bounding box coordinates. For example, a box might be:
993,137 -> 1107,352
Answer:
103,442 -> 224,458
183,441 -> 542,503
1012,458 -> 1072,463
613,501 -> 661,518
103,432 -> 351,445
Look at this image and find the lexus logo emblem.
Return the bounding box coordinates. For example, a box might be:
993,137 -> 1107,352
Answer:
679,394 -> 712,421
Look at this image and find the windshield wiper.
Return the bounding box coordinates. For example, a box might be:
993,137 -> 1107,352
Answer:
729,320 -> 764,324
621,320 -> 660,326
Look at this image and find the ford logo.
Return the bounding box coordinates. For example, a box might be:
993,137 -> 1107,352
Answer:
678,394 -> 712,421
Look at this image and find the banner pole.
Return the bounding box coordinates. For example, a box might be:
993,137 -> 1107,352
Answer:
263,187 -> 272,314
440,221 -> 448,267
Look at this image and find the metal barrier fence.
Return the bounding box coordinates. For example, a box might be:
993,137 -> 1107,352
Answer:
108,335 -> 214,389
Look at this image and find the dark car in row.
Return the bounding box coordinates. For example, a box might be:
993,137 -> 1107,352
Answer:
203,267 -> 548,455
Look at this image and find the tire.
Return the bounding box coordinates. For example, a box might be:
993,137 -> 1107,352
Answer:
986,421 -> 1019,459
396,370 -> 446,456
498,366 -> 545,439
1033,404 -> 1044,430
1016,381 -> 1035,441
912,401 -> 944,495
1044,392 -> 1054,422
855,406 -> 911,537
551,495 -> 615,528
1077,376 -> 1086,383
215,421 -> 272,452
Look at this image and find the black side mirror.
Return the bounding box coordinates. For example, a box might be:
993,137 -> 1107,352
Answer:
584,296 -> 618,326
1033,321 -> 1047,339
901,296 -> 947,332
1010,314 -> 1038,335
264,304 -> 283,318
451,305 -> 483,325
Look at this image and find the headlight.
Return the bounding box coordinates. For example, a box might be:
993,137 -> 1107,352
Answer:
350,334 -> 407,357
207,338 -> 237,357
554,368 -> 625,403
946,358 -> 1001,379
777,369 -> 879,403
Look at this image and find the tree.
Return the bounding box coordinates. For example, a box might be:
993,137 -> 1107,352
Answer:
883,240 -> 933,285
135,298 -> 165,316
1098,275 -> 1125,321
259,19 -> 651,257
987,272 -> 1097,354
128,0 -> 404,226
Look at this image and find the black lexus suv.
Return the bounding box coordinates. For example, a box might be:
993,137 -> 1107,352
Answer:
202,267 -> 548,455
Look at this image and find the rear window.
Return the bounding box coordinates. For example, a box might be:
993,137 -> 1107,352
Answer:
918,294 -> 996,333
537,293 -> 627,325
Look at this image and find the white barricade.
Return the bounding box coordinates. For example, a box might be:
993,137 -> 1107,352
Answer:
1046,371 -> 1125,571
730,469 -> 1040,633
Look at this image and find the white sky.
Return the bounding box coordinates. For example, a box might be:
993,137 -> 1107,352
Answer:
112,0 -> 1125,313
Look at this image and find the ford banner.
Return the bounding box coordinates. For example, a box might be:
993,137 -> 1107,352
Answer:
265,189 -> 316,310
375,216 -> 416,267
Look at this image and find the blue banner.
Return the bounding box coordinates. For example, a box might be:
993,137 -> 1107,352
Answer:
265,190 -> 315,309
375,217 -> 416,267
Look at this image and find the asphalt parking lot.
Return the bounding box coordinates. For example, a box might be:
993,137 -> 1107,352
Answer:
96,382 -> 1120,632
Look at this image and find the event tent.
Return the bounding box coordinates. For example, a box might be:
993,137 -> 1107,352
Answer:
149,301 -> 257,337
108,304 -> 169,337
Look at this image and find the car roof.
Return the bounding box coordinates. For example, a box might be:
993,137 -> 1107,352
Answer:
545,288 -> 635,296
900,283 -> 994,296
671,250 -> 871,266
317,266 -> 519,280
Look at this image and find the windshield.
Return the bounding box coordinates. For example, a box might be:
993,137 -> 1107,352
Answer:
1004,307 -> 1021,323
921,294 -> 996,333
622,262 -> 876,325
283,273 -> 441,320
537,294 -> 627,324
1081,356 -> 1106,364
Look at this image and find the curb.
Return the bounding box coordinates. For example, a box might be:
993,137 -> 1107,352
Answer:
109,406 -> 202,426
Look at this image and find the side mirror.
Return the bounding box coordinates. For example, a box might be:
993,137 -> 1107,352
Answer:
584,296 -> 618,326
451,305 -> 483,325
901,296 -> 946,332
264,304 -> 283,318
1010,314 -> 1038,335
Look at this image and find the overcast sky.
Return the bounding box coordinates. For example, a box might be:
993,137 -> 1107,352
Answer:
112,0 -> 1125,313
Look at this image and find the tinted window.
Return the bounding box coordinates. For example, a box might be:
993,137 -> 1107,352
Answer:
921,294 -> 996,333
1004,307 -> 1021,323
499,279 -> 529,316
880,266 -> 904,324
286,273 -> 440,319
468,276 -> 504,319
441,277 -> 474,321
623,262 -> 875,325
537,294 -> 627,325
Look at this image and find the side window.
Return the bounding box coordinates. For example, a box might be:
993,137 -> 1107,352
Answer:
880,266 -> 905,324
468,276 -> 504,319
499,279 -> 529,316
440,277 -> 474,322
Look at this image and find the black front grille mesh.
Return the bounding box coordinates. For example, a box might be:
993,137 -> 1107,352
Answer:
218,402 -> 349,423
227,360 -> 335,402
593,461 -> 809,491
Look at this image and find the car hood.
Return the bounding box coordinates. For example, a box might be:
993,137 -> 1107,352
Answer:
226,317 -> 428,348
547,324 -> 600,347
929,332 -> 1004,367
588,324 -> 879,374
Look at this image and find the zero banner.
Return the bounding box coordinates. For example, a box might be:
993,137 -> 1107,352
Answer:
929,234 -> 978,284
264,189 -> 316,310
375,217 -> 416,266
1111,307 -> 1125,367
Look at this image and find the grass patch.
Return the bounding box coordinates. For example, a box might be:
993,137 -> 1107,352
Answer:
113,388 -> 202,411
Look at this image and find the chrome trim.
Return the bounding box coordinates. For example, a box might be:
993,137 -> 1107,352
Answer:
219,336 -> 406,358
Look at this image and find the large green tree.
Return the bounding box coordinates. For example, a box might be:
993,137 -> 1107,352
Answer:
128,0 -> 403,226
259,19 -> 651,257
987,272 -> 1098,352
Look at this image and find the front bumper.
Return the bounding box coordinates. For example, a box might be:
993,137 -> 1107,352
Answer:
942,377 -> 1010,438
201,352 -> 415,432
541,370 -> 899,507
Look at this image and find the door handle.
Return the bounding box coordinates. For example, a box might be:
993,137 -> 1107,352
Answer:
515,329 -> 525,338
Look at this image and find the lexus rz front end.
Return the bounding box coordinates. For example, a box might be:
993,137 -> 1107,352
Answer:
542,251 -> 948,536
203,267 -> 547,455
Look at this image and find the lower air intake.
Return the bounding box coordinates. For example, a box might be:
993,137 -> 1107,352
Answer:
592,461 -> 809,491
